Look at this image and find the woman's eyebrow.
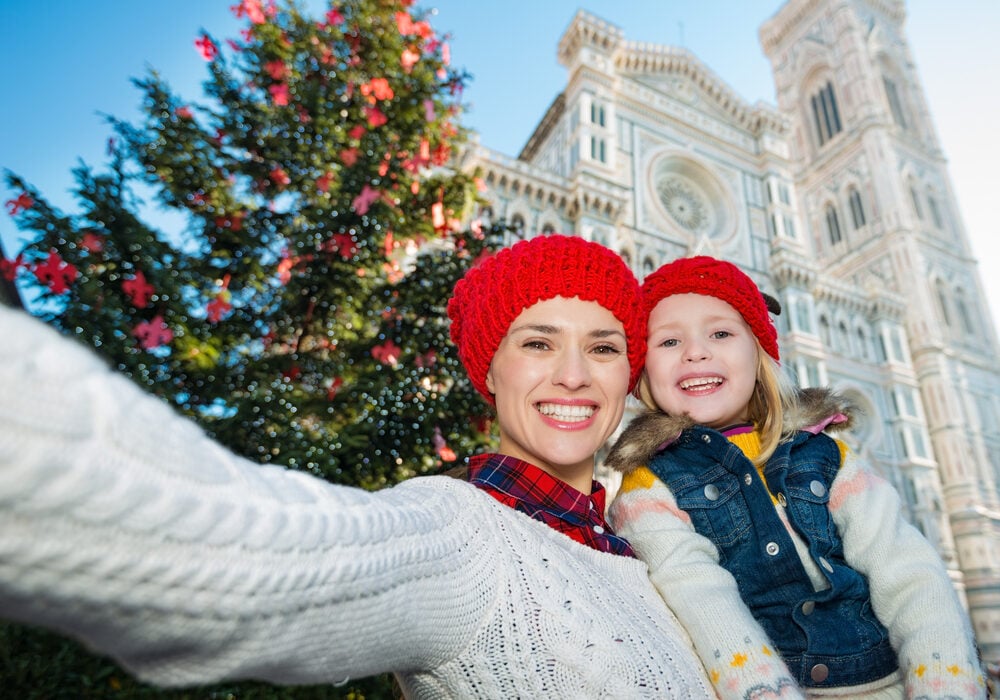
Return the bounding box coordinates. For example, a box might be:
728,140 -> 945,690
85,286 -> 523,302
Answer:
508,323 -> 560,335
508,324 -> 625,340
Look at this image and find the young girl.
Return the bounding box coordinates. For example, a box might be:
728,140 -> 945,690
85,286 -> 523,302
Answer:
607,255 -> 986,699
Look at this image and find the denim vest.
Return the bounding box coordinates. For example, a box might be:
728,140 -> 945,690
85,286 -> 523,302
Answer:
647,426 -> 898,688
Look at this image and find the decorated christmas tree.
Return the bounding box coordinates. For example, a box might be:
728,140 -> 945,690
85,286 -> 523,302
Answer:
1,0 -> 502,696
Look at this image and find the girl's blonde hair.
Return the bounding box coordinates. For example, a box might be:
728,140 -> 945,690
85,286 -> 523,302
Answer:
635,338 -> 797,468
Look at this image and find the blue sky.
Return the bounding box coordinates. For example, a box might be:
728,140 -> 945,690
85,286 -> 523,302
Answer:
2,1 -> 997,330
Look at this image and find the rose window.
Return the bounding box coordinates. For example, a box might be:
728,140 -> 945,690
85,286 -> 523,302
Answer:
657,177 -> 709,232
650,155 -> 732,240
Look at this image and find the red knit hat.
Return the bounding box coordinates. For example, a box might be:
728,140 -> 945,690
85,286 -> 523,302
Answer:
642,255 -> 780,361
448,235 -> 645,403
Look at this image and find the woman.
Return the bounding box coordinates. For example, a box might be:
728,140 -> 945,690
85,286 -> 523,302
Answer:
0,235 -> 714,698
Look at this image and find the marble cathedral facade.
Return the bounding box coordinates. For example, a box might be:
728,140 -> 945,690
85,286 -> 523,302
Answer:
460,0 -> 1000,663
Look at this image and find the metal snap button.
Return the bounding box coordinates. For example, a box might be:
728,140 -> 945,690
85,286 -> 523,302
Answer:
766,542 -> 780,556
776,493 -> 787,507
704,484 -> 720,501
810,480 -> 827,497
701,434 -> 711,443
801,600 -> 815,615
744,473 -> 752,485
593,525 -> 605,535
810,663 -> 829,683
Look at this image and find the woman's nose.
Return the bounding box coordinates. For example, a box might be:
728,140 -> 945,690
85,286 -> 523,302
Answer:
552,349 -> 592,388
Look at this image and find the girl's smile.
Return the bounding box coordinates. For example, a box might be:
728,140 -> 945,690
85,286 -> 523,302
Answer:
645,293 -> 759,430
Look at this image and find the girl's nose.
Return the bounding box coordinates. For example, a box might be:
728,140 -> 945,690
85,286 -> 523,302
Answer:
682,340 -> 710,362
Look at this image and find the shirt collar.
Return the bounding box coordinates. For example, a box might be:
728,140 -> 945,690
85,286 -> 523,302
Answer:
468,453 -> 607,519
466,453 -> 635,558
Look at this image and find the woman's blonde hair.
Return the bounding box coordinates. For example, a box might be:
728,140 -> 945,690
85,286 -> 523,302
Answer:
635,337 -> 797,468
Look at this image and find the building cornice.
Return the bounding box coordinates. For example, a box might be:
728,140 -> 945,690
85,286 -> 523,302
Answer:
464,144 -> 629,223
615,43 -> 787,135
519,92 -> 565,162
760,0 -> 905,55
557,10 -> 624,66
558,11 -> 786,137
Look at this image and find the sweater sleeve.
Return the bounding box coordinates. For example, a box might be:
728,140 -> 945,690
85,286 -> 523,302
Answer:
609,467 -> 804,700
0,307 -> 491,687
829,443 -> 987,698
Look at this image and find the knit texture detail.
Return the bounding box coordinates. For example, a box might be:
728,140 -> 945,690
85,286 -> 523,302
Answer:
447,234 -> 645,401
0,307 -> 712,698
642,255 -> 779,361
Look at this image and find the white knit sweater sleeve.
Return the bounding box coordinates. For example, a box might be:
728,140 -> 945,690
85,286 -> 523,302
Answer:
829,444 -> 987,698
609,467 -> 804,700
0,307 -> 490,687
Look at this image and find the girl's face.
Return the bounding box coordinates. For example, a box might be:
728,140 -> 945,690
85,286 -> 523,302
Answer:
645,293 -> 759,430
486,296 -> 630,491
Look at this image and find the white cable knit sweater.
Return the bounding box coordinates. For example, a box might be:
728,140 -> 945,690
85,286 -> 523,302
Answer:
0,307 -> 715,698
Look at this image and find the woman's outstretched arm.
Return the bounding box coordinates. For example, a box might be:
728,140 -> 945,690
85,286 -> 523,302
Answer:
0,306 -> 488,687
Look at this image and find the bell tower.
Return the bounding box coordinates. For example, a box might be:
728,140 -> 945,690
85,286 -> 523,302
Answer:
760,0 -> 1000,662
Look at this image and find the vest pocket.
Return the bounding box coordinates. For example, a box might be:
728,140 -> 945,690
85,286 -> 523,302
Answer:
784,469 -> 837,541
673,472 -> 752,549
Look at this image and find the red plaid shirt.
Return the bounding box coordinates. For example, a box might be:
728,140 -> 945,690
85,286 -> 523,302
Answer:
468,453 -> 636,558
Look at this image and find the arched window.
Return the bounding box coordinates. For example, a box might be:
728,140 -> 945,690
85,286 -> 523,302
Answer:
590,102 -> 606,127
848,187 -> 866,229
479,206 -> 495,227
910,185 -> 923,219
825,204 -> 843,245
935,279 -> 951,326
927,193 -> 944,229
810,80 -> 843,146
882,76 -> 908,128
955,292 -> 975,335
794,298 -> 813,334
819,315 -> 832,347
837,321 -> 850,353
590,136 -> 606,162
856,326 -> 871,360
510,213 -> 526,237
876,331 -> 888,362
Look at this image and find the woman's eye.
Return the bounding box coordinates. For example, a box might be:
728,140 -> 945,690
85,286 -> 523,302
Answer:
593,343 -> 623,355
523,340 -> 550,350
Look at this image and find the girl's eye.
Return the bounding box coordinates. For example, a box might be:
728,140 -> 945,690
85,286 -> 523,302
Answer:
660,338 -> 679,348
711,330 -> 731,339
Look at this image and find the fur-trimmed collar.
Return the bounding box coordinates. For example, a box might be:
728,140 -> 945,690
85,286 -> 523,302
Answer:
605,387 -> 856,474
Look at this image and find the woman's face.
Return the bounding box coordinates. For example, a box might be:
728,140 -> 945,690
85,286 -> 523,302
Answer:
645,293 -> 759,429
486,296 -> 631,489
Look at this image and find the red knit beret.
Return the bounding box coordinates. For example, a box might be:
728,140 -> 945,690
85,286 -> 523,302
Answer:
642,255 -> 780,361
448,235 -> 645,403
